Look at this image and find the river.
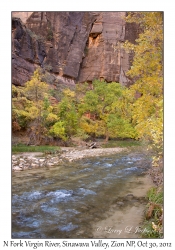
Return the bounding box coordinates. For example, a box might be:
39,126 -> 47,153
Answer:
12,149 -> 153,238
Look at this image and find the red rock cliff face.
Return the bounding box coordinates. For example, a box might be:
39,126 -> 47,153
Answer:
78,12 -> 132,85
12,12 -> 139,87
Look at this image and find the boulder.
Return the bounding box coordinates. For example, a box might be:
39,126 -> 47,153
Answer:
13,166 -> 23,171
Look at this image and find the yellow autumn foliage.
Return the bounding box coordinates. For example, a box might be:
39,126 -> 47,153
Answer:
125,12 -> 163,163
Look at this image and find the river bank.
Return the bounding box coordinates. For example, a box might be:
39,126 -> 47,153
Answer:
12,146 -> 126,171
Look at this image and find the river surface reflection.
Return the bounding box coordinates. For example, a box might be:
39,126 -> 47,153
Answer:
12,150 -> 151,238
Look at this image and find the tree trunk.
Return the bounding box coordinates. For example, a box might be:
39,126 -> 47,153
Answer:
105,131 -> 109,143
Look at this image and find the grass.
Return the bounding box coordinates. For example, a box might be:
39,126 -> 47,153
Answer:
12,139 -> 143,153
147,187 -> 163,204
142,186 -> 163,238
12,144 -> 61,153
141,221 -> 161,238
101,139 -> 142,148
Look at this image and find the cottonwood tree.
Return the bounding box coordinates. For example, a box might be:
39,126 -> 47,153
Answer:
124,12 -> 163,164
78,80 -> 136,141
22,69 -> 49,144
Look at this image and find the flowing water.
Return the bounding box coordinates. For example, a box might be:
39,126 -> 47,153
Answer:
12,149 -> 152,239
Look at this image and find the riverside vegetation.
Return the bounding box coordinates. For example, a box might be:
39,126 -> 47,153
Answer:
12,12 -> 163,238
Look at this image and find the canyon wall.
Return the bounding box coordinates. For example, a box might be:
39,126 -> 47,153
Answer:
12,12 -> 139,87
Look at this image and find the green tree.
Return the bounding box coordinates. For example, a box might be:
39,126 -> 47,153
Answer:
24,69 -> 49,102
78,80 -> 137,141
12,85 -> 33,131
55,89 -> 79,139
12,69 -> 59,144
49,121 -> 67,141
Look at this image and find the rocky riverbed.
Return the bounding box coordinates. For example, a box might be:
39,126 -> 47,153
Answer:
12,147 -> 126,171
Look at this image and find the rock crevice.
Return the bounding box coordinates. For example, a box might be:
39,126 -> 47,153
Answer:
12,12 -> 139,87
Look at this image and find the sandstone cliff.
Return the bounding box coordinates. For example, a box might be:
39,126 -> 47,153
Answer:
12,12 -> 139,87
